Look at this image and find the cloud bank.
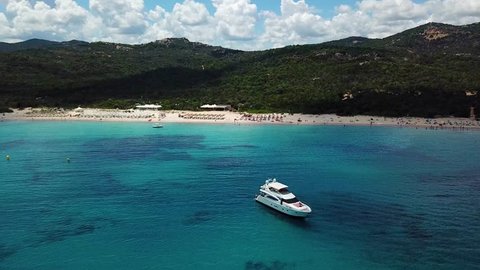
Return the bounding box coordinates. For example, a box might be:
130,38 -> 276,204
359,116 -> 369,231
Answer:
1,0 -> 479,50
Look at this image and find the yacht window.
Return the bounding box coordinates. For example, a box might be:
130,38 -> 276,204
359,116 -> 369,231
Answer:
269,187 -> 290,195
265,195 -> 278,201
283,197 -> 299,204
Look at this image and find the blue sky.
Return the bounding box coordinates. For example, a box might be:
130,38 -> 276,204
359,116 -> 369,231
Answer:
0,0 -> 359,18
134,0 -> 360,18
0,0 -> 477,50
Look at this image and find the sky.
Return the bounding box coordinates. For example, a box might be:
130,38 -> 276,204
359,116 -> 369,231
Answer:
0,0 -> 479,50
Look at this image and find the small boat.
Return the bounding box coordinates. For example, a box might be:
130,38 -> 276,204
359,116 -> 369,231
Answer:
255,178 -> 311,217
152,123 -> 163,128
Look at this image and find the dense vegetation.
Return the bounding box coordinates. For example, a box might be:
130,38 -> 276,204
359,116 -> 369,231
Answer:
1,22 -> 479,117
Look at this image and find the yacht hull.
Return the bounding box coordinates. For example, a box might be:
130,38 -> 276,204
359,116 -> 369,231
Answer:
255,195 -> 310,218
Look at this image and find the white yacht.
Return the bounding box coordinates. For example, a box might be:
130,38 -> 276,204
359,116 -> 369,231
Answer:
255,178 -> 312,217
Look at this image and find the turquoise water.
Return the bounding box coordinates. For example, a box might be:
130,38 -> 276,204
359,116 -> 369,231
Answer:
0,121 -> 479,270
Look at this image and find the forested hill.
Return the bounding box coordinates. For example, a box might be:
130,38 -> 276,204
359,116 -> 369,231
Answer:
1,22 -> 479,117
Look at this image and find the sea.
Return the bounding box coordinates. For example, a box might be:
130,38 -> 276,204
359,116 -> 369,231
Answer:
0,121 -> 479,270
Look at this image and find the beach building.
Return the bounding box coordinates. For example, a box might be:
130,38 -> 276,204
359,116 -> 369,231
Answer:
200,104 -> 232,111
135,104 -> 162,110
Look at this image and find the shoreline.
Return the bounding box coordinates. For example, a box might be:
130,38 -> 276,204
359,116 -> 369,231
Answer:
1,108 -> 480,130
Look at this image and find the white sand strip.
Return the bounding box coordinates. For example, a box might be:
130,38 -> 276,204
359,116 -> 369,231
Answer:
2,108 -> 479,130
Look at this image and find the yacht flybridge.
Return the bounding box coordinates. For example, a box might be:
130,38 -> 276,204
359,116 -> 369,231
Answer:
255,178 -> 311,217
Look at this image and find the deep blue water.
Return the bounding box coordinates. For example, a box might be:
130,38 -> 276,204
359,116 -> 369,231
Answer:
0,121 -> 479,270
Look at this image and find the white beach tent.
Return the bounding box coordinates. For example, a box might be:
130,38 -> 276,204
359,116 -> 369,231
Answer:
73,107 -> 84,113
135,104 -> 162,110
200,104 -> 231,111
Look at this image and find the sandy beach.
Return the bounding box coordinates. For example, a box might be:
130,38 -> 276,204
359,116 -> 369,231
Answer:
1,107 -> 479,130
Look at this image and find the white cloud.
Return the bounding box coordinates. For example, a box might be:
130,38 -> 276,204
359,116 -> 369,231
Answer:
358,0 -> 428,21
329,0 -> 427,38
89,0 -> 147,41
172,0 -> 209,26
0,0 -> 479,49
212,0 -> 257,40
260,0 -> 328,48
143,5 -> 172,40
4,0 -> 91,41
0,12 -> 13,39
281,0 -> 310,17
143,1 -> 215,45
426,0 -> 480,24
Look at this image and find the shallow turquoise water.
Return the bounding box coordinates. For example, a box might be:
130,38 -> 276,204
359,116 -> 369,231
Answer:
0,121 -> 479,270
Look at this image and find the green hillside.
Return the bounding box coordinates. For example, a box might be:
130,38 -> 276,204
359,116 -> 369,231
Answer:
1,22 -> 479,117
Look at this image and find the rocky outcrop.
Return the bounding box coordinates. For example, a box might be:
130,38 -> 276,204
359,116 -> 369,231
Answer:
423,27 -> 450,41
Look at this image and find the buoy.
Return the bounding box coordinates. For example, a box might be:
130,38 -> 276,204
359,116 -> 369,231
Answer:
6,155 -> 10,161
66,157 -> 70,163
